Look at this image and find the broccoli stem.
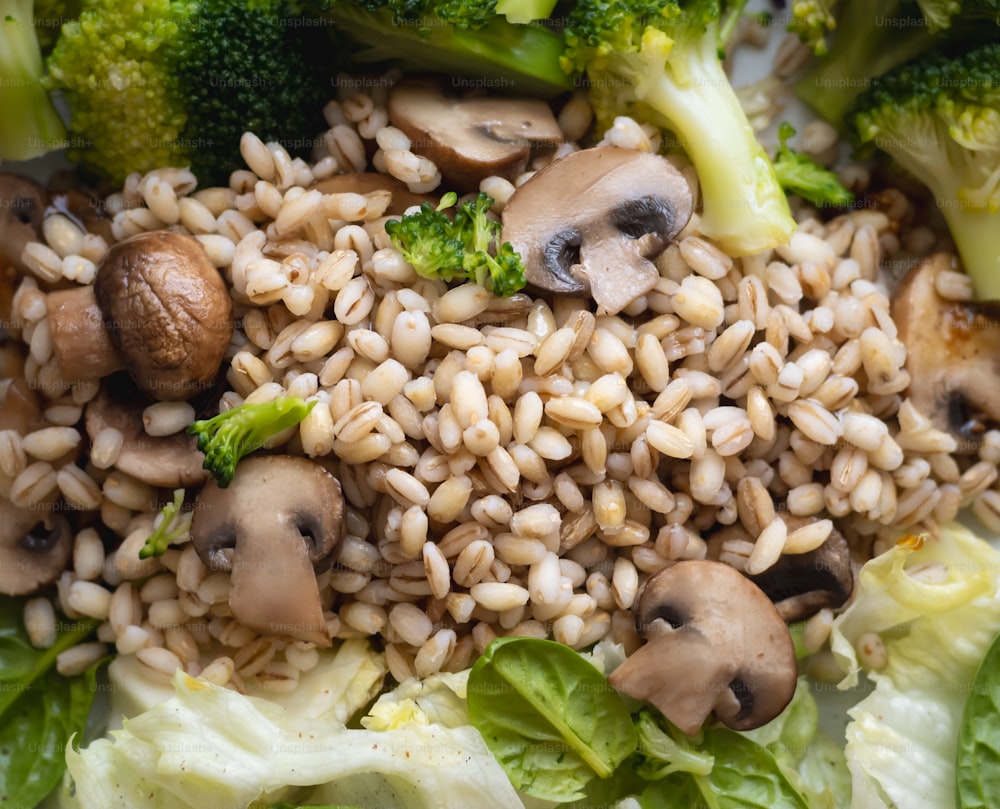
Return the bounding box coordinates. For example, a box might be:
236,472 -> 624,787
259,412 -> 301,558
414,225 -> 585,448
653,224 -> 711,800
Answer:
319,4 -> 573,96
0,0 -> 66,160
631,34 -> 794,256
940,205 -> 1000,301
794,0 -> 934,129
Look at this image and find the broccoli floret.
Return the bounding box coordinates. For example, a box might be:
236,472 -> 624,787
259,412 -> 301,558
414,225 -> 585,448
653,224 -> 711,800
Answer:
385,191 -> 527,296
45,0 -> 335,185
792,0 -> 999,129
187,396 -> 317,487
772,121 -> 854,207
849,42 -> 1000,299
561,0 -> 796,257
0,0 -> 66,160
315,0 -> 572,97
139,489 -> 189,559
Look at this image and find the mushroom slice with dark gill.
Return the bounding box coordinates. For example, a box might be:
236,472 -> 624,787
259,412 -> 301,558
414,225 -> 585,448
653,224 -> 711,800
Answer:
0,501 -> 72,596
892,252 -> 1000,450
388,80 -> 563,192
189,455 -> 346,646
608,560 -> 797,735
48,230 -> 234,400
501,147 -> 693,316
707,518 -> 855,622
84,382 -> 208,489
0,173 -> 47,275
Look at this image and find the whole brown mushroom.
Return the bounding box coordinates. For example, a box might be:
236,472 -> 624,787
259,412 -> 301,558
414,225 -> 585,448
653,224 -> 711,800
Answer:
608,560 -> 797,735
47,230 -> 234,400
189,455 -> 346,646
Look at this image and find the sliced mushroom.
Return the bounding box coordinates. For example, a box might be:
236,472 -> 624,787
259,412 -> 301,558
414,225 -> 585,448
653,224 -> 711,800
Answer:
0,173 -> 47,274
608,560 -> 797,735
388,80 -> 563,192
311,172 -> 434,215
0,502 -> 72,596
189,455 -> 346,646
47,230 -> 233,400
892,252 -> 1000,449
84,382 -> 208,488
707,518 -> 855,622
501,147 -> 693,315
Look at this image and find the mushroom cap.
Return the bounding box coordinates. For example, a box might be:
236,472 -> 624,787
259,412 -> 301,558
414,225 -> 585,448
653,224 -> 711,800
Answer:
84,380 -> 208,488
501,147 -> 693,315
892,252 -> 1000,450
608,560 -> 797,735
388,80 -> 563,192
94,230 -> 234,401
707,518 -> 855,622
0,173 -> 47,274
189,454 -> 346,646
0,501 -> 73,596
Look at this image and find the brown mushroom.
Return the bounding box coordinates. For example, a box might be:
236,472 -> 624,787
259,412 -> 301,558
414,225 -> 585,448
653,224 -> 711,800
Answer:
84,382 -> 208,488
189,454 -> 346,646
0,173 -> 47,274
48,230 -> 233,400
0,501 -> 72,596
892,252 -> 1000,450
0,376 -> 45,434
501,147 -> 693,316
608,560 -> 797,735
388,80 -> 563,192
311,172 -> 434,216
706,518 -> 855,622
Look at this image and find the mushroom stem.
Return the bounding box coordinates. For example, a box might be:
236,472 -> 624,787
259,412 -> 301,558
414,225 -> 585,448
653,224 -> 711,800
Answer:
47,286 -> 126,382
228,521 -> 332,647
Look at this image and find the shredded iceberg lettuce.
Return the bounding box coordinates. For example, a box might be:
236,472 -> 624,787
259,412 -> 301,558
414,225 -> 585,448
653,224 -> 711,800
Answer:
830,522 -> 1000,809
60,646 -> 525,809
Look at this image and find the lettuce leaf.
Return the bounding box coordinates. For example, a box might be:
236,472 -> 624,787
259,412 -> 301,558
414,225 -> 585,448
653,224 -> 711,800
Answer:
60,668 -> 525,809
829,523 -> 1000,809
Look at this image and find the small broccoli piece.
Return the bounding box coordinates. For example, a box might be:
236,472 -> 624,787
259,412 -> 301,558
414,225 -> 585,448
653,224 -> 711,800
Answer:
316,0 -> 572,97
773,122 -> 854,207
786,0 -> 842,56
561,0 -> 796,257
385,192 -> 527,297
792,0 -> 999,129
849,42 -> 1000,299
139,489 -> 188,559
0,0 -> 66,161
187,396 -> 317,488
45,0 -> 335,184
495,0 -> 559,24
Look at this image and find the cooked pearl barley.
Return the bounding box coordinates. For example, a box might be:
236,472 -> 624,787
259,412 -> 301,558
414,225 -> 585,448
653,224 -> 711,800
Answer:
21,426 -> 81,461
470,582 -> 530,611
24,597 -> 58,649
142,401 -> 195,437
57,642 -> 108,676
746,518 -> 788,575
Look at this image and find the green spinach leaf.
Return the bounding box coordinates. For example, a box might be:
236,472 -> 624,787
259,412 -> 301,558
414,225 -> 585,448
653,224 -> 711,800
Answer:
957,631 -> 1000,808
467,636 -> 637,802
0,596 -> 101,808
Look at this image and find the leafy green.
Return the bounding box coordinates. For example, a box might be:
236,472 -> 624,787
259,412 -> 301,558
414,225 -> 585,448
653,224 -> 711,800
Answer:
830,523 -> 1000,809
467,636 -> 637,801
634,709 -> 714,780
956,631 -> 1000,808
385,192 -> 527,298
187,396 -> 316,487
62,666 -> 525,809
0,597 -> 101,808
637,724 -> 811,808
772,121 -> 854,207
139,488 -> 188,559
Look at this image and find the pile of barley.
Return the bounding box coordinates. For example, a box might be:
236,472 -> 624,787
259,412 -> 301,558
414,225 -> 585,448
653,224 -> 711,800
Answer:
4,73 -> 1000,694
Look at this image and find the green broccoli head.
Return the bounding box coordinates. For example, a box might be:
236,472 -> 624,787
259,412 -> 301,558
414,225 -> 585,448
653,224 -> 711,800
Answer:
187,396 -> 317,487
786,0 -> 842,55
385,192 -> 527,296
850,42 -> 1000,298
45,0 -> 334,185
562,0 -> 796,257
773,121 -> 854,207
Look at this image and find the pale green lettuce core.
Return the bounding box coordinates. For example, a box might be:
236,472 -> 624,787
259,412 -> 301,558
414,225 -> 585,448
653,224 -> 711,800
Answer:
60,641 -> 525,809
830,522 -> 1000,809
